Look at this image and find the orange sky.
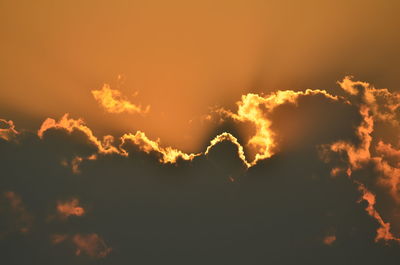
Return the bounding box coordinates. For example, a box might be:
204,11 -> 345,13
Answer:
1,0 -> 399,152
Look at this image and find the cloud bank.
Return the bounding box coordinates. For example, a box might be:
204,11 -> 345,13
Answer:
2,77 -> 400,264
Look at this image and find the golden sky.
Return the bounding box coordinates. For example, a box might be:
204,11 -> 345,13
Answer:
1,0 -> 399,152
2,1 -> 400,262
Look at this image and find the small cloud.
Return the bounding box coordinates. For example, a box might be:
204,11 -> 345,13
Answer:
72,233 -> 112,258
2,191 -> 33,234
91,84 -> 150,115
56,198 -> 85,219
323,235 -> 336,245
51,234 -> 69,244
0,119 -> 18,141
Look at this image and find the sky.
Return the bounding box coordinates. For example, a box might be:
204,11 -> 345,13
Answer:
1,0 -> 400,151
1,0 -> 400,264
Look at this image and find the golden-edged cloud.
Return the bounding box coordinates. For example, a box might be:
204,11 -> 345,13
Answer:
91,84 -> 150,115
38,113 -> 118,154
204,132 -> 250,167
321,76 -> 400,243
120,131 -> 199,163
219,89 -> 338,165
13,76 -> 400,247
36,84 -> 347,172
2,74 -> 400,258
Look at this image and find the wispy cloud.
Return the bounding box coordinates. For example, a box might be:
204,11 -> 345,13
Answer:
91,84 -> 150,115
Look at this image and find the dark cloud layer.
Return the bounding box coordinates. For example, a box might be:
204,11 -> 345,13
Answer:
2,78 -> 400,264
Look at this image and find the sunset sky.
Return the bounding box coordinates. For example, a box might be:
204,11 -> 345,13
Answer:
1,0 -> 400,264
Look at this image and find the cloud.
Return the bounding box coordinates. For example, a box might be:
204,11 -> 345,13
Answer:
320,76 -> 400,243
357,184 -> 399,242
50,233 -> 111,259
72,233 -> 112,258
120,131 -> 199,163
50,234 -> 68,244
217,89 -> 339,165
37,114 -> 247,170
38,113 -> 119,155
3,77 -> 400,264
328,105 -> 373,170
91,84 -> 150,115
37,114 -> 120,173
323,235 -> 336,245
204,132 -> 250,167
0,119 -> 18,141
0,191 -> 33,236
36,83 -> 352,172
56,198 -> 85,219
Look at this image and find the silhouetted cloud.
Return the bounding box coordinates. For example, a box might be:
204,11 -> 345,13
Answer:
2,78 -> 400,264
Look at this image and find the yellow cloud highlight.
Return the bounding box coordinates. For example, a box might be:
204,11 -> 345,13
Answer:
38,113 -> 119,155
339,75 -> 400,125
37,87 -> 340,171
120,131 -> 200,163
337,77 -> 370,96
204,132 -> 251,167
38,114 -> 119,174
220,89 -> 338,165
91,84 -> 150,115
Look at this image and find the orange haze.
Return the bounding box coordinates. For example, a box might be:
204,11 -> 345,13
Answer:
1,0 -> 399,152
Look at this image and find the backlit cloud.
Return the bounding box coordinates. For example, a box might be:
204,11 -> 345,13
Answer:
38,113 -> 119,155
91,84 -> 150,115
218,89 -> 339,165
3,77 -> 400,264
120,131 -> 199,163
321,76 -> 400,243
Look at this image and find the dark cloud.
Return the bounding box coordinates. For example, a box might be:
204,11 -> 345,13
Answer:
2,79 -> 400,264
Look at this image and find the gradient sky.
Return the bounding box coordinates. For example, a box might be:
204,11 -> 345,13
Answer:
1,1 -> 400,264
1,0 -> 399,151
